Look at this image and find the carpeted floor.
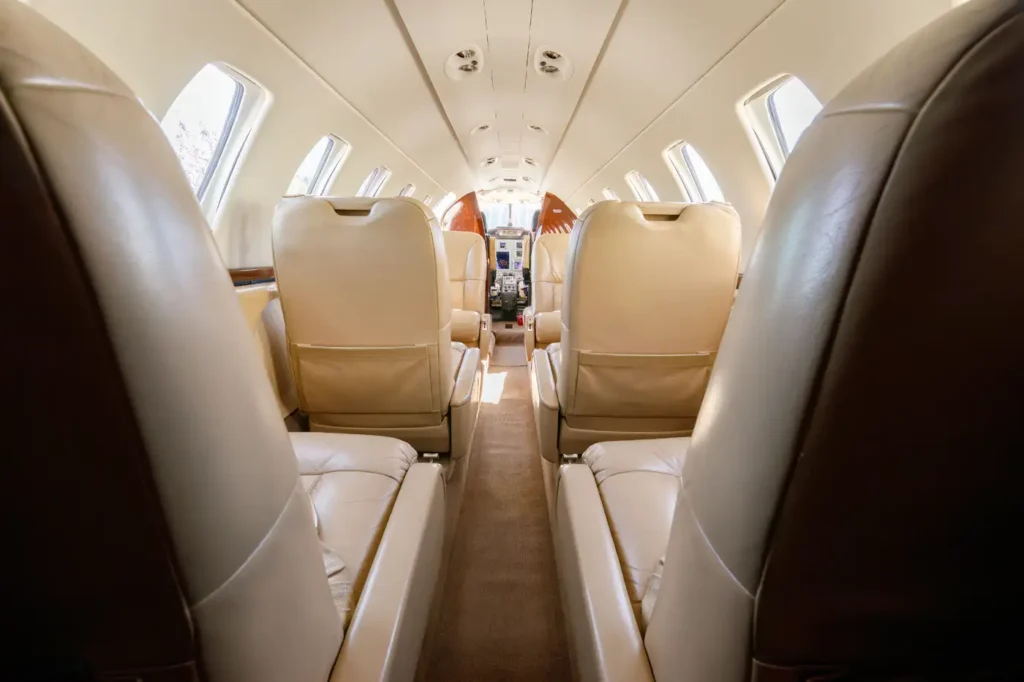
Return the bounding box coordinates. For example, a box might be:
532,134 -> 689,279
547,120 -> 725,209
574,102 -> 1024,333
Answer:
491,325 -> 527,367
423,333 -> 569,681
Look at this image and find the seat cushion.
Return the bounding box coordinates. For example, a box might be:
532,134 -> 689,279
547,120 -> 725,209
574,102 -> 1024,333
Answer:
534,310 -> 562,345
451,309 -> 481,344
292,432 -> 418,628
546,342 -> 562,385
451,341 -> 467,380
583,437 -> 688,630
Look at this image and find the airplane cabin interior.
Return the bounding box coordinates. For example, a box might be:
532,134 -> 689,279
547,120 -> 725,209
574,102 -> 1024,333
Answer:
3,0 -> 1023,680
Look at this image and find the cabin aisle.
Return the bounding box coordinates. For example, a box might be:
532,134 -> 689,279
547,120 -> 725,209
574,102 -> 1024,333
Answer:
423,327 -> 570,681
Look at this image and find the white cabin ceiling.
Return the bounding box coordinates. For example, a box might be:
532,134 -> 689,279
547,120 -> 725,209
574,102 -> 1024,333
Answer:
239,0 -> 792,198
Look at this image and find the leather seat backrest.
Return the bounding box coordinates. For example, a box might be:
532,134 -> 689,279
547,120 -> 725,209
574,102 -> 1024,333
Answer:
237,283 -> 299,418
531,232 -> 570,314
273,196 -> 454,422
442,230 -> 487,314
557,202 -> 740,422
2,3 -> 341,680
643,2 -> 1024,680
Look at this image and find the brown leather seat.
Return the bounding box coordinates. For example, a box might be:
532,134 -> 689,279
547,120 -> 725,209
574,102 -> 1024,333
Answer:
442,230 -> 492,354
524,232 -> 570,360
2,4 -> 446,679
554,2 -> 1024,679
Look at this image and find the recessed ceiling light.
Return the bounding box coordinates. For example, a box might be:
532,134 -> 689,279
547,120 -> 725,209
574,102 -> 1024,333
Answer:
445,45 -> 485,81
534,47 -> 572,81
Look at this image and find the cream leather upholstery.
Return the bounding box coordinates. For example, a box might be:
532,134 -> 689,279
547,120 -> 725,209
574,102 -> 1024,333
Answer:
442,231 -> 491,351
524,232 -> 570,359
532,201 -> 740,473
273,196 -> 482,458
237,283 -> 299,420
555,2 -> 1024,680
2,4 -> 445,679
293,433 -> 446,682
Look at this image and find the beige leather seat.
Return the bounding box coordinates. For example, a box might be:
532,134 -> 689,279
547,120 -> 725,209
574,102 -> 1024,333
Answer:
272,196 -> 483,459
442,230 -> 493,355
237,282 -> 301,426
2,4 -> 445,679
524,232 -> 570,360
555,2 -> 1024,679
532,201 -> 740,516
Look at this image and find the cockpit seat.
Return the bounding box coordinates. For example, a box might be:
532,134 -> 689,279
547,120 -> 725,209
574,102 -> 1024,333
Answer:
442,230 -> 493,357
2,3 -> 446,679
524,232 -> 570,360
553,2 -> 1024,679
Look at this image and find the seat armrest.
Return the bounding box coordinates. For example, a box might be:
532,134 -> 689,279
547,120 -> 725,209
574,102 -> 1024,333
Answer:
450,309 -> 481,345
523,306 -> 536,360
479,314 -> 492,360
530,348 -> 560,463
450,347 -> 483,461
556,465 -> 655,682
332,463 -> 445,682
451,347 -> 482,409
534,310 -> 562,346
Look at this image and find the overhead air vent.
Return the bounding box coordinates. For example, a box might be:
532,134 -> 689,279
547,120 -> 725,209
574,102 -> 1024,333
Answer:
526,123 -> 547,134
534,47 -> 572,82
445,45 -> 485,81
524,157 -> 537,167
482,157 -> 497,166
471,123 -> 492,135
503,177 -> 517,183
522,176 -> 534,183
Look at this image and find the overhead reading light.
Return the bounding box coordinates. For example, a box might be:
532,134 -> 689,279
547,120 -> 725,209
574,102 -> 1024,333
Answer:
445,45 -> 485,81
471,123 -> 492,135
522,176 -> 534,183
482,157 -> 497,166
524,157 -> 537,166
527,123 -> 547,134
534,47 -> 572,81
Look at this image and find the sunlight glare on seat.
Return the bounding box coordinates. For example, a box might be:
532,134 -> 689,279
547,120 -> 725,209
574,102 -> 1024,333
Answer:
482,371 -> 507,404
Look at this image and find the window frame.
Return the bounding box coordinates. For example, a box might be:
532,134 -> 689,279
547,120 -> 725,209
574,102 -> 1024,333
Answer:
743,74 -> 822,180
286,134 -> 350,196
624,170 -> 659,202
356,166 -> 392,198
160,63 -> 268,223
664,141 -> 724,203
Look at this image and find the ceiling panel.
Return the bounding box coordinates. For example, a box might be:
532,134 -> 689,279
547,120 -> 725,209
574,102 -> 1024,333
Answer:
395,0 -> 621,198
237,0 -> 474,193
543,0 -> 786,198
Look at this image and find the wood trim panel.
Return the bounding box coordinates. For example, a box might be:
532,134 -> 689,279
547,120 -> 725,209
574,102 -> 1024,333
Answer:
229,266 -> 275,285
446,191 -> 486,237
536,193 -> 577,235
